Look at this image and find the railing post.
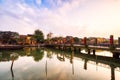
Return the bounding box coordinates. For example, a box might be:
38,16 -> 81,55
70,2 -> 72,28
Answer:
118,37 -> 120,47
88,49 -> 90,54
95,38 -> 97,46
79,48 -> 81,53
84,37 -> 88,48
109,35 -> 115,50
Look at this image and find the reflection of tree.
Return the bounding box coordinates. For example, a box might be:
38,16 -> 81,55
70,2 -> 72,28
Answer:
23,47 -> 44,62
0,51 -> 20,62
0,48 -> 45,62
0,51 -> 11,61
47,48 -> 72,62
30,48 -> 44,62
11,59 -> 14,80
47,52 -> 52,59
0,48 -> 44,62
57,52 -> 65,62
24,47 -> 32,56
10,52 -> 19,80
17,50 -> 26,57
46,49 -> 53,59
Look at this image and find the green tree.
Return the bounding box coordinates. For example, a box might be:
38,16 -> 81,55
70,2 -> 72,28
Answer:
33,29 -> 44,43
0,31 -> 19,44
73,37 -> 79,44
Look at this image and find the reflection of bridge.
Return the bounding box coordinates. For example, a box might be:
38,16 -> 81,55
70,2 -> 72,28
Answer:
46,44 -> 120,59
50,48 -> 120,80
74,52 -> 120,80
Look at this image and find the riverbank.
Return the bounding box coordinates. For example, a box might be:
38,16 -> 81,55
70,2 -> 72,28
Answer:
0,45 -> 24,50
0,44 -> 46,50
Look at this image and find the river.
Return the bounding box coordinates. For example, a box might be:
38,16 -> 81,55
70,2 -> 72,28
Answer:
0,47 -> 120,80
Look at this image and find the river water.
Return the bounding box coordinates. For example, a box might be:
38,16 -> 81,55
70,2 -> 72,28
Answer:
0,47 -> 120,80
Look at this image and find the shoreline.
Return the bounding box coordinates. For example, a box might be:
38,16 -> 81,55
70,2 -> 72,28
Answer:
0,45 -> 24,50
0,44 -> 45,50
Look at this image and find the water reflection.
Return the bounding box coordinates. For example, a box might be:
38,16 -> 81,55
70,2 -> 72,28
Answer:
76,52 -> 120,80
0,48 -> 44,62
57,52 -> 65,62
10,52 -> 19,80
48,49 -> 120,80
10,58 -> 14,80
71,51 -> 74,75
24,47 -> 44,61
45,60 -> 47,79
0,48 -> 120,80
111,64 -> 115,80
84,58 -> 88,70
46,49 -> 53,59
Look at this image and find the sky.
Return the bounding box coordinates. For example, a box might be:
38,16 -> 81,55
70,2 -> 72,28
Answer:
0,0 -> 120,38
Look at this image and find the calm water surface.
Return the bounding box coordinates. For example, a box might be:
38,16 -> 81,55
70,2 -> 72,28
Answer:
0,47 -> 120,80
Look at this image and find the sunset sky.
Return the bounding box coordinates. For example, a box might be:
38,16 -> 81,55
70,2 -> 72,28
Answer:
0,0 -> 120,38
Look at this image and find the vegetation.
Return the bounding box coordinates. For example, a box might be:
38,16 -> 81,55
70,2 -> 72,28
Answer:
0,31 -> 19,44
33,29 -> 44,43
73,37 -> 79,44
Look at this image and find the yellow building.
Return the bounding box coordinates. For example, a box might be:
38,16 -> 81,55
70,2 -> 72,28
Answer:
25,34 -> 36,45
97,38 -> 107,44
18,35 -> 36,45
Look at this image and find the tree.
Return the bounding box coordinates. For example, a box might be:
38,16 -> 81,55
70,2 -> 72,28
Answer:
33,29 -> 44,43
47,32 -> 53,40
0,31 -> 19,44
73,37 -> 79,44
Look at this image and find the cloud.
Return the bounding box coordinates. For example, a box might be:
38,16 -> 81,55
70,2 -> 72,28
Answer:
0,0 -> 120,38
36,0 -> 41,5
